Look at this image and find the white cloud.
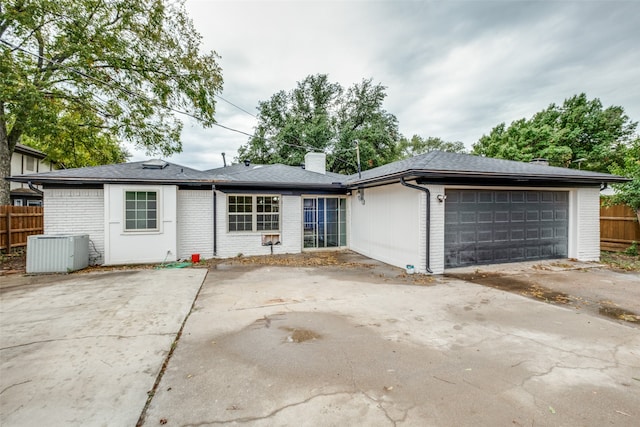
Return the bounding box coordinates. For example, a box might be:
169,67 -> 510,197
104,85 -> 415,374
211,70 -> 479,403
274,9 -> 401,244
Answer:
127,0 -> 640,169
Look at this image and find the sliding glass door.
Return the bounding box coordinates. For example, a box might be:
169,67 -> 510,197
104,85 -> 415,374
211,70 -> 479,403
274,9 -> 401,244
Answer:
303,197 -> 346,248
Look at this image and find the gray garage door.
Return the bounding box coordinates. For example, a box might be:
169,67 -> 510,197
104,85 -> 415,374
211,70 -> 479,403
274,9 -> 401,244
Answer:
445,190 -> 568,268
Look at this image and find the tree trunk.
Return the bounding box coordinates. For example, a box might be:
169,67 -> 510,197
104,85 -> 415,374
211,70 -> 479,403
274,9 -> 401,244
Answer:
0,108 -> 11,206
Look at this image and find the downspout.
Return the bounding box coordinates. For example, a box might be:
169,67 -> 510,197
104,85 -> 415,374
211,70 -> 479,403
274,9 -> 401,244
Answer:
400,177 -> 433,274
213,186 -> 217,256
27,181 -> 43,194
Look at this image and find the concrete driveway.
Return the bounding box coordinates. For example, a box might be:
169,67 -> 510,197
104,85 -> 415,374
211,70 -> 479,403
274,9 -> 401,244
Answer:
1,255 -> 639,426
142,260 -> 640,426
0,269 -> 206,426
446,260 -> 640,325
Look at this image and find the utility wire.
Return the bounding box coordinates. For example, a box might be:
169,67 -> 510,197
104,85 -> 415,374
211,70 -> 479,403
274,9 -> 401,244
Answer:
214,94 -> 257,118
0,37 -> 356,168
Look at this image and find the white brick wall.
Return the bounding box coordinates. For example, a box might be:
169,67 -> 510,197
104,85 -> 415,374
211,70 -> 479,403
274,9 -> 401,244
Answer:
44,188 -> 105,265
177,190 -> 214,260
349,183 -> 423,272
215,192 -> 302,258
427,184 -> 446,274
574,187 -> 601,261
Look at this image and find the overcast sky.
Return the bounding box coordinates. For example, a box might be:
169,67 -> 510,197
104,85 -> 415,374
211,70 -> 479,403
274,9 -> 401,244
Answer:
127,0 -> 640,170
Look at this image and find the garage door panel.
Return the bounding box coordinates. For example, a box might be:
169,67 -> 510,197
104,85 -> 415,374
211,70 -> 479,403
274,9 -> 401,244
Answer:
527,192 -> 540,202
511,192 -> 526,203
460,212 -> 476,223
541,210 -> 554,221
445,190 -> 569,268
495,230 -> 509,241
526,211 -> 539,221
495,192 -> 509,203
511,211 -> 525,222
461,192 -> 477,203
460,231 -> 477,243
445,211 -> 459,224
510,247 -> 525,260
478,191 -> 493,203
477,249 -> 494,263
511,229 -> 525,240
478,211 -> 493,223
540,227 -> 554,239
526,228 -> 539,239
494,247 -> 510,260
541,192 -> 554,203
495,211 -> 509,222
444,231 -> 458,245
477,230 -> 493,242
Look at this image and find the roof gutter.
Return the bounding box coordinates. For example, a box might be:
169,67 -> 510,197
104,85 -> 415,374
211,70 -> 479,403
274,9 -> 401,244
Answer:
400,177 -> 432,274
348,170 -> 630,189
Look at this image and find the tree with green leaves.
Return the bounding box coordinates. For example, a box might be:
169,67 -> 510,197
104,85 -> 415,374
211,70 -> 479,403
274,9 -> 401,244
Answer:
398,135 -> 466,158
0,0 -> 223,204
236,74 -> 401,174
472,94 -> 637,173
607,136 -> 640,222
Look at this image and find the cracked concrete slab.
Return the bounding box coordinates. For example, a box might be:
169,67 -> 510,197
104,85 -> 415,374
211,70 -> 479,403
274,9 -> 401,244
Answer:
0,269 -> 206,426
143,265 -> 640,426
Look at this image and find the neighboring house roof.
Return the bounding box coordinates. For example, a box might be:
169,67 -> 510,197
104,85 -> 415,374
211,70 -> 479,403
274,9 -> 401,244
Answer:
346,151 -> 629,187
14,143 -> 47,160
8,160 -> 213,186
10,187 -> 42,196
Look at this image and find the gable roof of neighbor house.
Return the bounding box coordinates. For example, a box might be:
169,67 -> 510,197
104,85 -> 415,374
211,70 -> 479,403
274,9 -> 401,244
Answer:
14,143 -> 47,160
346,151 -> 629,187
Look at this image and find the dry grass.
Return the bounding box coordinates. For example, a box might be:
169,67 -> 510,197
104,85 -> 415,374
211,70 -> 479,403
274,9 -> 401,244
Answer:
600,251 -> 640,272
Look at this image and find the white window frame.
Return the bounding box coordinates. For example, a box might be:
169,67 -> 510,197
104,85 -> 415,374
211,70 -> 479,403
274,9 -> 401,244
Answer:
123,190 -> 160,232
227,194 -> 280,233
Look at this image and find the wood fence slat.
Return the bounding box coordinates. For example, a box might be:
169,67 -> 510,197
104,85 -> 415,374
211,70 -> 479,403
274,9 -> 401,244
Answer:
0,205 -> 44,252
600,203 -> 640,252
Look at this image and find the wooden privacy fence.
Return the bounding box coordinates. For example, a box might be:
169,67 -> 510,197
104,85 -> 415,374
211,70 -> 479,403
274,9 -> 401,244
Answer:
0,205 -> 44,252
600,204 -> 640,252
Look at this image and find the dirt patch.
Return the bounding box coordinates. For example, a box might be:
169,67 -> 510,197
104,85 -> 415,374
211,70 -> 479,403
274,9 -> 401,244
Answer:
280,327 -> 322,343
447,273 -> 573,305
0,251 -> 26,276
600,251 -> 640,272
599,305 -> 640,323
447,270 -> 640,326
212,250 -> 374,269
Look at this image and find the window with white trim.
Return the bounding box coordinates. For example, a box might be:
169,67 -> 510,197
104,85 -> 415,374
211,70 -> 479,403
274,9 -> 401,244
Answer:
125,191 -> 158,231
228,195 -> 280,232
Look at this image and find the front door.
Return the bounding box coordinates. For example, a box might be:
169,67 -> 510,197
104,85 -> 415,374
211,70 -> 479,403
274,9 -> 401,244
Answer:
303,197 -> 347,248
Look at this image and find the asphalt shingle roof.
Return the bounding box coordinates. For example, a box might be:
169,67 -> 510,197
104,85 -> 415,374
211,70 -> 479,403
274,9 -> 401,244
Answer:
207,163 -> 346,185
346,151 -> 627,185
8,151 -> 626,188
9,160 -> 213,184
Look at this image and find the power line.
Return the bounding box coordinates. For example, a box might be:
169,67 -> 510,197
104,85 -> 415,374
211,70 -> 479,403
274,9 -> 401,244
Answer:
214,94 -> 257,118
0,37 -> 356,168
